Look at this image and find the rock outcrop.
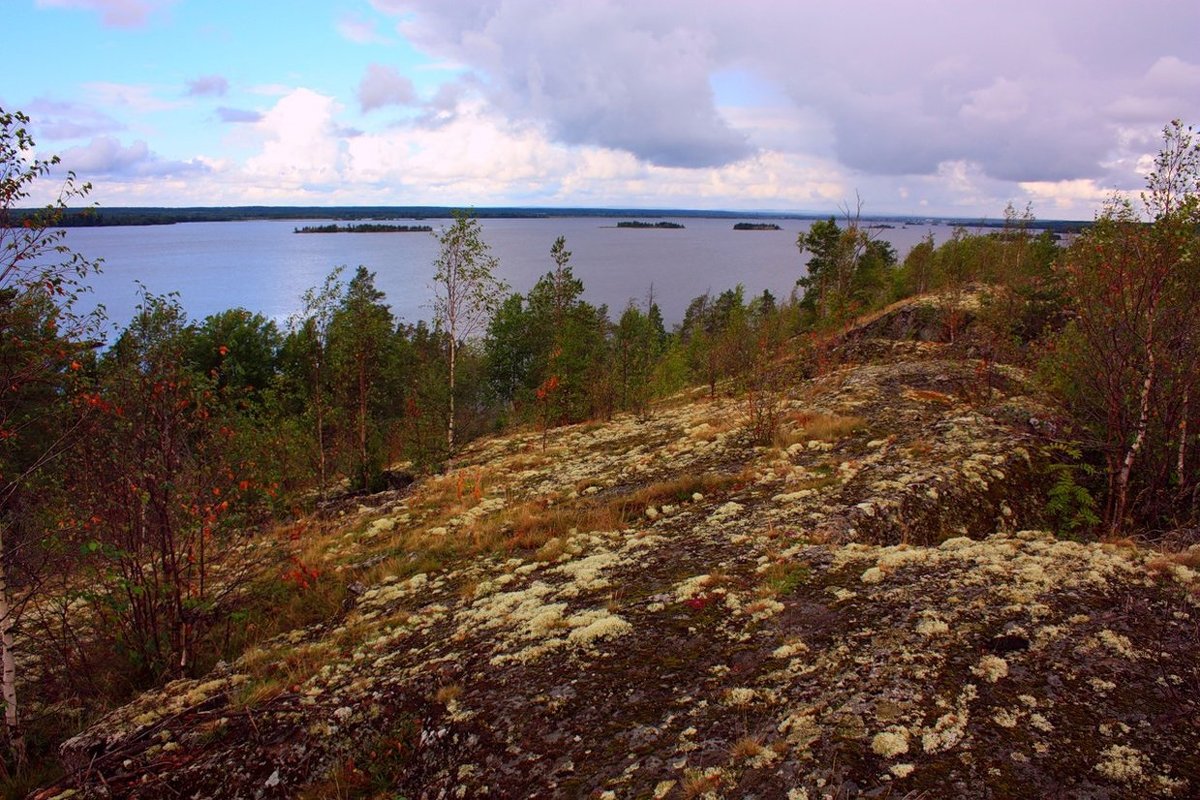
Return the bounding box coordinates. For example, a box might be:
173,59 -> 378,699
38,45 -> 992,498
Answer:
40,318 -> 1200,799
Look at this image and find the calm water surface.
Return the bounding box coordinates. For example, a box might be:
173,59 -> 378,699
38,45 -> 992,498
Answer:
62,217 -> 976,331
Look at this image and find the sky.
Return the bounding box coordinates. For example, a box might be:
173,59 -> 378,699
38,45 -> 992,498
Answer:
6,0 -> 1200,220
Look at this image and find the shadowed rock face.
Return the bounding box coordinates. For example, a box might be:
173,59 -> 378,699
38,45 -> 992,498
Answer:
41,314 -> 1200,799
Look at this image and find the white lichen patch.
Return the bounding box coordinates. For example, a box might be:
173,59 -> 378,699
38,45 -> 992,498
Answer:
552,550 -> 621,596
860,567 -> 885,584
1096,629 -> 1140,660
922,684 -> 977,753
565,609 -> 633,648
871,727 -> 910,758
772,641 -> 808,659
723,687 -> 758,707
1094,744 -> 1150,783
709,502 -> 744,521
673,574 -> 717,602
971,654 -> 1009,683
992,708 -> 1019,728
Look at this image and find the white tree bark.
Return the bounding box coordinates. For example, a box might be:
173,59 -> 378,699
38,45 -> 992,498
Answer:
1112,349 -> 1156,534
0,530 -> 25,767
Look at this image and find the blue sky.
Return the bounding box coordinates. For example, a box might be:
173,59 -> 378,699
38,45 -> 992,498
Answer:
7,0 -> 1200,219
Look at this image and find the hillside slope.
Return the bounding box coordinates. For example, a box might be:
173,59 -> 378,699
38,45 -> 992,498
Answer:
40,326 -> 1200,799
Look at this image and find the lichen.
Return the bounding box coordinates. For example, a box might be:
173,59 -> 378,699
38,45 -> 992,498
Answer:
871,728 -> 910,758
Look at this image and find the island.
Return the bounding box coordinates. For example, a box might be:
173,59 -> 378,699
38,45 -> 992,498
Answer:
733,222 -> 782,231
293,223 -> 433,234
616,220 -> 685,229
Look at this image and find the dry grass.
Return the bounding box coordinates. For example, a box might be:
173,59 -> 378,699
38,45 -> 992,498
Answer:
434,684 -> 463,705
457,578 -> 480,603
501,502 -> 624,552
730,736 -> 765,760
623,472 -> 741,511
681,769 -> 723,800
297,760 -> 362,800
443,471 -> 743,556
229,676 -> 287,709
240,640 -> 332,684
408,470 -> 488,519
534,536 -> 569,563
232,640 -> 337,708
356,552 -> 443,588
904,387 -> 956,405
758,560 -> 810,597
906,439 -> 934,457
1147,550 -> 1200,575
772,411 -> 866,448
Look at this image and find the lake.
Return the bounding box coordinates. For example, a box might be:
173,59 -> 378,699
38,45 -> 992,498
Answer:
61,217 -> 975,331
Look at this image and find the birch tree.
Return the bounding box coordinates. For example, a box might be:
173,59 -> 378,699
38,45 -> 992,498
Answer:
0,108 -> 102,768
1054,120 -> 1200,532
432,213 -> 506,455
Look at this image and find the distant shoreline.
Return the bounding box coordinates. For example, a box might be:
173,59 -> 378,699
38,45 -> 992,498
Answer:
6,205 -> 1094,233
733,222 -> 782,231
293,223 -> 433,234
614,220 -> 685,229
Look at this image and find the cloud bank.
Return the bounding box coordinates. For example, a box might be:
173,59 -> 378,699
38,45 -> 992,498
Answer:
377,0 -> 1200,201
19,0 -> 1200,217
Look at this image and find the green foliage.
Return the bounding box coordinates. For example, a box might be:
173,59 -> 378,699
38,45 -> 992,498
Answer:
614,302 -> 661,416
63,290 -> 261,683
282,268 -> 345,492
328,267 -> 398,492
1045,463 -> 1100,536
0,106 -> 104,771
484,236 -> 610,426
394,320 -> 452,470
186,308 -> 281,398
763,562 -> 810,595
1041,446 -> 1101,536
484,293 -> 535,415
432,211 -> 507,453
796,216 -> 897,325
1048,119 -> 1200,532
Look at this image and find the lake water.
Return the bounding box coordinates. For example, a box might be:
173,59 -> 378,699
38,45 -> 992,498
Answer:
61,217 -> 975,331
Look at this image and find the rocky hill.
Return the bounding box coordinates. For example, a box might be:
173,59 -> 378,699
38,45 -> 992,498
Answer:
37,306 -> 1200,799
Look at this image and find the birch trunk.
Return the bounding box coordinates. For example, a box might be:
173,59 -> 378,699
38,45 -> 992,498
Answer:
0,530 -> 25,767
1178,387 -> 1189,483
447,335 -> 457,456
1111,349 -> 1156,534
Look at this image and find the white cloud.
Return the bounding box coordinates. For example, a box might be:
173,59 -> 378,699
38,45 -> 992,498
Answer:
26,98 -> 123,139
216,107 -> 262,124
35,0 -> 172,27
186,75 -> 229,97
1019,178 -> 1119,213
388,1 -> 751,168
375,0 -> 1199,198
82,82 -> 182,113
357,64 -> 417,112
337,13 -> 391,45
243,89 -> 347,190
26,1 -> 1200,219
58,135 -> 208,178
960,78 -> 1029,124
